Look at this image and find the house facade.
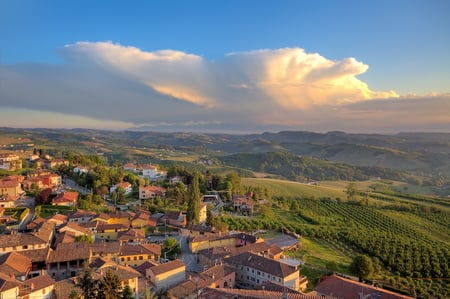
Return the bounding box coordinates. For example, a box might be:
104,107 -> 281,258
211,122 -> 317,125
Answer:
0,176 -> 24,198
225,252 -> 301,291
118,244 -> 161,267
147,259 -> 186,292
139,185 -> 166,200
51,191 -> 78,207
46,242 -> 90,280
110,182 -> 133,195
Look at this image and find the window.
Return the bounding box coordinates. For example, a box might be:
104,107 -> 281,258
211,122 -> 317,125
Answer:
134,256 -> 137,260
127,257 -> 131,261
139,256 -> 143,260
257,271 -> 260,275
121,257 -> 125,261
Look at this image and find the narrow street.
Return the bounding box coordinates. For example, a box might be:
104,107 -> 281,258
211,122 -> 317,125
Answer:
16,196 -> 36,231
179,229 -> 203,273
64,178 -> 90,195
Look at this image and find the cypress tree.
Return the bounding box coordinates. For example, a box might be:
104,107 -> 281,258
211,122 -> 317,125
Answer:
187,172 -> 201,224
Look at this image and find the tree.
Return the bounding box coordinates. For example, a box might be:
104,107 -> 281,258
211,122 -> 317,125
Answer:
121,284 -> 134,299
225,172 -> 241,195
75,266 -> 99,299
206,209 -> 214,226
69,290 -> 81,299
34,205 -> 42,218
350,255 -> 374,280
35,188 -> 53,205
99,269 -> 123,299
163,237 -> 181,260
345,182 -> 358,201
186,173 -> 201,224
140,285 -> 158,299
75,234 -> 94,244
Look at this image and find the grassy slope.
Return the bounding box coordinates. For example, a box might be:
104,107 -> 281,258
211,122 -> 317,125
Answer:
242,177 -> 372,199
242,177 -> 449,293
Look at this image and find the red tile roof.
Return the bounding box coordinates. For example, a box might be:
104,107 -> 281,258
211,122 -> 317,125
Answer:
199,287 -> 338,299
314,274 -> 415,299
225,252 -> 297,278
19,274 -> 56,296
119,243 -> 161,256
148,259 -> 185,276
47,242 -> 90,263
0,252 -> 32,277
52,191 -> 78,204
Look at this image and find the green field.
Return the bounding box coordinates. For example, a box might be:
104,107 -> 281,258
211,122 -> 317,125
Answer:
219,177 -> 450,297
242,178 -> 349,199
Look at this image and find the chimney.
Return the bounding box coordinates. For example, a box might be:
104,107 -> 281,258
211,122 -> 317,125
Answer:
30,283 -> 34,290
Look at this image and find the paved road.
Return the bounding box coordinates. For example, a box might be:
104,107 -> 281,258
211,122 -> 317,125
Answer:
179,229 -> 203,273
16,196 -> 36,231
64,178 -> 90,195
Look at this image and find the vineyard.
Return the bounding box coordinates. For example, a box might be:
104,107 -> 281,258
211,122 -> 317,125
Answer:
216,181 -> 450,298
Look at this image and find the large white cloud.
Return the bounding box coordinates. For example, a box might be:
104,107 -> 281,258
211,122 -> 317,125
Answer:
62,42 -> 398,109
0,41 -> 448,132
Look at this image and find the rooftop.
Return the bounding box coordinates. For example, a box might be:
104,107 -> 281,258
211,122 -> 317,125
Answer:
314,274 -> 415,299
47,242 -> 90,263
148,259 -> 185,276
225,252 -> 297,278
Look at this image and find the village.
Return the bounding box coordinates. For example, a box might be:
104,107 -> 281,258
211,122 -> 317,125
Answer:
0,152 -> 415,299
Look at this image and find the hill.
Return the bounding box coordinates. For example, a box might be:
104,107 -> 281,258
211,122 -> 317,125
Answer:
0,128 -> 449,191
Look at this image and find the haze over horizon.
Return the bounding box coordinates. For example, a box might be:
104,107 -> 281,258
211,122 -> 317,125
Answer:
1,1 -> 449,133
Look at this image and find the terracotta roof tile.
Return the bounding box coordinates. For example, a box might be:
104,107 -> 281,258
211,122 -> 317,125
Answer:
224,252 -> 297,278
0,233 -> 47,249
199,264 -> 234,282
119,243 -> 161,256
47,242 -> 90,263
15,248 -> 49,263
314,274 -> 415,299
89,241 -> 121,255
199,287 -> 339,299
0,252 -> 32,276
68,209 -> 98,220
148,259 -> 185,276
20,274 -> 56,296
52,191 -> 78,204
54,278 -> 80,299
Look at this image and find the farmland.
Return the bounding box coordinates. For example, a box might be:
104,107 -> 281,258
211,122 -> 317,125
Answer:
224,178 -> 450,296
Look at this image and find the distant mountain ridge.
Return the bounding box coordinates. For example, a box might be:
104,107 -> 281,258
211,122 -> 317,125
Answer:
1,127 -> 449,179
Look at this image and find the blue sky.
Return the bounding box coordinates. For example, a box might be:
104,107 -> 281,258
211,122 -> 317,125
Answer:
1,0 -> 449,132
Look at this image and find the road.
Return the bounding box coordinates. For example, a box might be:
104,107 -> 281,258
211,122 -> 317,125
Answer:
16,196 -> 36,231
179,229 -> 204,273
64,178 -> 90,195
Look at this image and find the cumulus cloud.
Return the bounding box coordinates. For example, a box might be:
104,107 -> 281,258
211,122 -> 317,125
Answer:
0,41 -> 447,132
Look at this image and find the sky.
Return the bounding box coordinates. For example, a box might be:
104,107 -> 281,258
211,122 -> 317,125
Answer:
0,0 -> 449,133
